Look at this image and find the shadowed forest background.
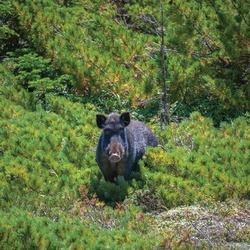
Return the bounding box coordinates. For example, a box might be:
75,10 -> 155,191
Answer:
0,0 -> 249,249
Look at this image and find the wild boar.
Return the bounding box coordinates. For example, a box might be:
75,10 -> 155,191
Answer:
96,112 -> 158,182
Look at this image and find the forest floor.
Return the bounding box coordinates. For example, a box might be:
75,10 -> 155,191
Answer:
151,199 -> 250,249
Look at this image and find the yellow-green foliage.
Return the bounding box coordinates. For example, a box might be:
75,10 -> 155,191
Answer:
142,112 -> 250,208
0,85 -> 98,215
2,0 -> 249,122
1,85 -> 250,248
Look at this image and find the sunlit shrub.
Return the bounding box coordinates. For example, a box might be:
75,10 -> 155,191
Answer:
1,83 -> 249,248
143,113 -> 250,207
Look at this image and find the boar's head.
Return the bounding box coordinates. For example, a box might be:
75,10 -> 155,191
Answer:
96,112 -> 130,163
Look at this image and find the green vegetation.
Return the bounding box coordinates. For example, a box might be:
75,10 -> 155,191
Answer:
1,0 -> 249,249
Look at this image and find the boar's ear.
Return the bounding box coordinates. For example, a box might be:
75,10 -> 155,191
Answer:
96,114 -> 107,129
120,112 -> 130,126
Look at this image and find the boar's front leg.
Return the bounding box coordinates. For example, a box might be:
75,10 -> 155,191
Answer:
123,161 -> 134,181
102,167 -> 116,183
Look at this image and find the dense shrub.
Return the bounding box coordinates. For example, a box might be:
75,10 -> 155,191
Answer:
0,84 -> 98,216
1,0 -> 249,123
1,83 -> 250,248
141,112 -> 250,208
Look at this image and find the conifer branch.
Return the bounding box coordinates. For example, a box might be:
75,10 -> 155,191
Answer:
160,3 -> 170,126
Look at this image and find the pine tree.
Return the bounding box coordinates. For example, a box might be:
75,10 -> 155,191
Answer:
2,0 -> 249,121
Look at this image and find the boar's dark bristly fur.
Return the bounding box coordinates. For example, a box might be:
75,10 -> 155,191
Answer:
96,112 -> 158,182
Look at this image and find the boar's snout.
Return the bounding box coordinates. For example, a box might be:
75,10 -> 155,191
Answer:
109,153 -> 121,163
106,142 -> 125,163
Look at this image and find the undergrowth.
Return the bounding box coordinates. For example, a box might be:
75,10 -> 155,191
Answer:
0,84 -> 249,249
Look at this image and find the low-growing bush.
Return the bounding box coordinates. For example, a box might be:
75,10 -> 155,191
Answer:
1,84 -> 249,249
140,112 -> 250,208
